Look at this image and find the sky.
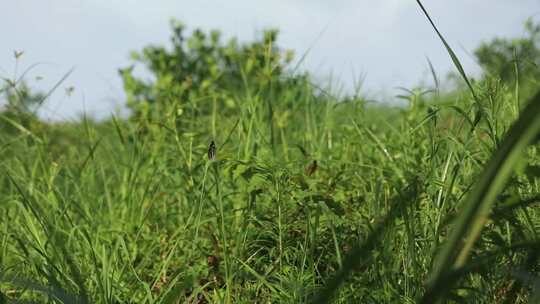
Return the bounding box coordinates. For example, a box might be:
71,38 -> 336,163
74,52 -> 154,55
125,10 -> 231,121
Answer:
1,1 -> 539,121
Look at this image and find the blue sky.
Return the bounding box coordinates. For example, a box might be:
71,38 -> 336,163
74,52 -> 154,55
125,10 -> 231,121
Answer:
1,1 -> 538,120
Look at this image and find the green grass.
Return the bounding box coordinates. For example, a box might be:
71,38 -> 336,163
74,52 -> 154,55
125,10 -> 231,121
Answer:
1,4 -> 540,304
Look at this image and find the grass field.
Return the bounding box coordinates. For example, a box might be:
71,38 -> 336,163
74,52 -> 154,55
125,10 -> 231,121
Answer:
1,3 -> 540,304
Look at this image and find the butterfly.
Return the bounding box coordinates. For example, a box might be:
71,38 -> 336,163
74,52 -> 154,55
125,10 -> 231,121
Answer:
208,140 -> 216,161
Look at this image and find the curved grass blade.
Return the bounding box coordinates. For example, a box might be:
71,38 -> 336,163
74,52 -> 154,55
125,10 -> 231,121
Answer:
415,0 -> 477,102
422,90 -> 540,303
415,0 -> 486,134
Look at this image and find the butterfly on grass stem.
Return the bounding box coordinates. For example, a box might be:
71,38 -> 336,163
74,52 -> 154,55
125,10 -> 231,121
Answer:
208,140 -> 216,161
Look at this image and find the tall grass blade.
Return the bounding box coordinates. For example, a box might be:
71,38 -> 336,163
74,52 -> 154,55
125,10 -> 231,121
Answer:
415,0 -> 478,102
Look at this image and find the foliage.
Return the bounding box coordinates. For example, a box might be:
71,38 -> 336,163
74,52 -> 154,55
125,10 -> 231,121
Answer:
120,20 -> 306,123
0,80 -> 46,136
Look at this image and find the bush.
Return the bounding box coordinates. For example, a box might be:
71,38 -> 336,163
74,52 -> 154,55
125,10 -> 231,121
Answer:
119,20 -> 308,123
475,19 -> 540,91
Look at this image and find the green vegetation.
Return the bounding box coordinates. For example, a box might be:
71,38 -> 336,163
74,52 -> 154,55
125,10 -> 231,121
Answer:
1,4 -> 540,303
